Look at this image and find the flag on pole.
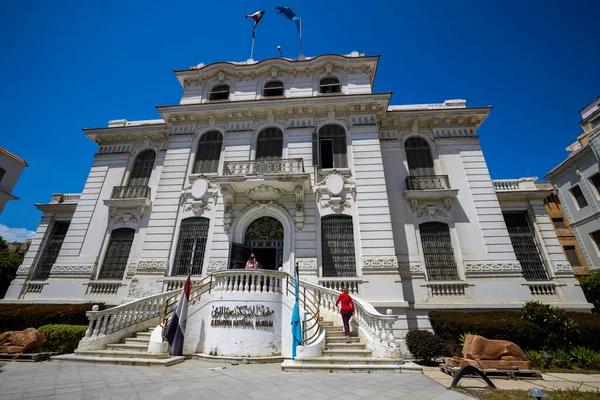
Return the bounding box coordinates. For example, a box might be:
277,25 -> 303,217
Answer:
166,274 -> 191,357
291,264 -> 302,359
275,6 -> 301,32
245,10 -> 265,38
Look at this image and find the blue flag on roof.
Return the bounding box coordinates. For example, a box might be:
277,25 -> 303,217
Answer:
276,6 -> 301,32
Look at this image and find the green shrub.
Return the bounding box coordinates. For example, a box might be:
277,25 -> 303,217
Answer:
405,330 -> 448,363
459,332 -> 475,347
429,311 -> 545,351
570,346 -> 596,369
526,350 -> 548,368
579,271 -> 600,313
38,325 -> 87,354
568,312 -> 600,351
0,304 -> 102,333
551,349 -> 573,368
522,301 -> 578,349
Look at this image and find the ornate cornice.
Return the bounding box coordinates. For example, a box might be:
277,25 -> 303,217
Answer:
50,265 -> 94,275
464,262 -> 523,277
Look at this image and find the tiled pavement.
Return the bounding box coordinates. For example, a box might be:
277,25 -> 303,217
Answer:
0,360 -> 474,400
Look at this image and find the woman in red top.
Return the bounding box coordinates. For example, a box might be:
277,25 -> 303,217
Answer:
336,287 -> 354,342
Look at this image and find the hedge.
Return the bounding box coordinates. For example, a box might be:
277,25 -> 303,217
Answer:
39,324 -> 87,354
429,311 -> 546,351
0,304 -> 103,333
406,330 -> 448,363
569,312 -> 600,351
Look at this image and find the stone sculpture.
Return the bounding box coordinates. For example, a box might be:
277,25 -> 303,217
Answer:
0,328 -> 47,353
445,334 -> 530,370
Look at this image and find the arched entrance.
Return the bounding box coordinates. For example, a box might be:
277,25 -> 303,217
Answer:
228,216 -> 284,270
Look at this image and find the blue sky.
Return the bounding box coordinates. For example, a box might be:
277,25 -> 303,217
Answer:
0,0 -> 598,240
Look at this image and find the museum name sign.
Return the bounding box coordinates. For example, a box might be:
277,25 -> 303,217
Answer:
210,305 -> 275,328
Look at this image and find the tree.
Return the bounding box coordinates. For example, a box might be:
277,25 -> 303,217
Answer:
579,271 -> 600,314
0,235 -> 24,298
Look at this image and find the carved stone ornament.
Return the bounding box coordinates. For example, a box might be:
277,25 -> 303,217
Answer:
185,200 -> 211,214
297,258 -> 317,270
399,263 -> 425,275
115,213 -> 139,225
363,257 -> 398,269
416,205 -> 446,220
207,259 -> 227,272
137,260 -> 167,272
245,185 -> 283,203
16,266 -> 30,276
221,188 -> 234,232
464,262 -> 522,275
295,185 -> 305,231
322,197 -> 351,213
126,263 -> 137,276
50,265 -> 94,275
554,263 -> 573,275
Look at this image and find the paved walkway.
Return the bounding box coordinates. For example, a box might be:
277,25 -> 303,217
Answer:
0,360 -> 473,400
423,366 -> 600,393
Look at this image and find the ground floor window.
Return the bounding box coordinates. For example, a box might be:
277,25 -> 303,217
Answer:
503,212 -> 549,281
321,215 -> 356,277
173,217 -> 210,276
99,228 -> 135,280
419,222 -> 459,281
32,221 -> 70,280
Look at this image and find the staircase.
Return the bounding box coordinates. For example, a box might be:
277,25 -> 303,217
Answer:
281,321 -> 420,373
53,327 -> 184,367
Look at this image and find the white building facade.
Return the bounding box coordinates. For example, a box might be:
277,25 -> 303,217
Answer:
0,147 -> 28,215
6,53 -> 591,333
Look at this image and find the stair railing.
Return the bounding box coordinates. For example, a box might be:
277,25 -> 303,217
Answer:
286,269 -> 322,346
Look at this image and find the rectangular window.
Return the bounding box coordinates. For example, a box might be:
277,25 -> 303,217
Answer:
552,218 -> 566,229
32,221 -> 70,280
173,217 -> 210,276
320,140 -> 334,169
570,185 -> 588,209
321,216 -> 356,277
590,173 -> 600,197
563,246 -> 581,267
592,231 -> 600,254
0,167 -> 5,183
503,212 -> 549,281
419,222 -> 459,281
591,116 -> 600,129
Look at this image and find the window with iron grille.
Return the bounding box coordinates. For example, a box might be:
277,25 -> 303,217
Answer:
405,137 -> 435,176
321,215 -> 356,277
419,222 -> 459,281
552,218 -> 566,229
32,221 -> 70,280
563,246 -> 582,267
570,185 -> 588,209
256,128 -> 283,160
319,78 -> 341,94
503,212 -> 549,281
591,231 -> 600,253
99,228 -> 135,280
0,167 -> 5,183
318,124 -> 347,169
194,131 -> 222,173
208,85 -> 229,101
173,217 -> 210,276
128,149 -> 155,187
263,81 -> 284,97
590,173 -> 600,197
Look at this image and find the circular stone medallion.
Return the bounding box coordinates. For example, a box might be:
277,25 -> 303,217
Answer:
191,179 -> 209,199
326,174 -> 345,196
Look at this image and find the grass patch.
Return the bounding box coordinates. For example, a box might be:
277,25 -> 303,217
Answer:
455,388 -> 600,400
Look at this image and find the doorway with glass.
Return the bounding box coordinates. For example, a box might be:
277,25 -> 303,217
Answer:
228,217 -> 283,270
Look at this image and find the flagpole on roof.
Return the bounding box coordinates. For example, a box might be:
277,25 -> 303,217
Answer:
299,17 -> 303,58
251,32 -> 255,61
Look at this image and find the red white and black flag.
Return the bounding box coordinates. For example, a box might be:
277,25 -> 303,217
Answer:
245,10 -> 265,38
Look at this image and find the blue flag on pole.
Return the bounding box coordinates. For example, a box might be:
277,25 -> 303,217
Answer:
276,6 -> 301,32
291,265 -> 302,359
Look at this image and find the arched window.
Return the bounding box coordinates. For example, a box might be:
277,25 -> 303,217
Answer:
419,222 -> 458,281
405,137 -> 434,176
194,131 -> 223,173
208,85 -> 230,101
321,215 -> 356,277
173,217 -> 210,276
128,149 -> 156,187
99,228 -> 135,280
316,124 -> 347,169
256,128 -> 283,160
319,77 -> 341,94
263,81 -> 284,97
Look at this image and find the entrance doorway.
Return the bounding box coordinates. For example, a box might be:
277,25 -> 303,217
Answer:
228,217 -> 284,270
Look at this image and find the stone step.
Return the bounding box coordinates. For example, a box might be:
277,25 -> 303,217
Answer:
281,360 -> 422,374
52,354 -> 184,367
320,321 -> 334,327
124,337 -> 151,344
74,350 -> 168,359
323,349 -> 372,357
326,337 -> 360,343
324,326 -> 344,331
106,343 -> 149,351
136,332 -> 152,338
326,343 -> 367,350
294,356 -> 402,365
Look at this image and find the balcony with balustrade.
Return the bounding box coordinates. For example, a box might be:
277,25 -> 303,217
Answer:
103,185 -> 152,216
402,175 -> 458,210
35,193 -> 81,213
493,177 -> 552,201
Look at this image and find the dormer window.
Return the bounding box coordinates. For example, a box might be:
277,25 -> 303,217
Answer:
263,81 -> 284,97
319,78 -> 341,94
209,85 -> 230,101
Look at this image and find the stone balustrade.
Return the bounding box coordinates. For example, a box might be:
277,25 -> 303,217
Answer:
110,185 -> 151,200
318,279 -> 361,295
211,270 -> 285,294
223,158 -> 304,176
24,282 -> 44,294
428,282 -> 468,296
527,283 -> 557,296
50,193 -> 81,203
492,178 -> 538,191
405,175 -> 451,190
87,282 -> 122,295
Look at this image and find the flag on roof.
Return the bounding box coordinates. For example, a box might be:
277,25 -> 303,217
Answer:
276,6 -> 301,32
245,10 -> 265,38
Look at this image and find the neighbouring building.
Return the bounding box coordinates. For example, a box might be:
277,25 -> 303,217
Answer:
5,52 -> 591,338
0,147 -> 28,215
546,97 -> 600,270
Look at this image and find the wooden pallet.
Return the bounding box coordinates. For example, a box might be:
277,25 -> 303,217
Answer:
0,352 -> 56,362
440,363 -> 542,379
